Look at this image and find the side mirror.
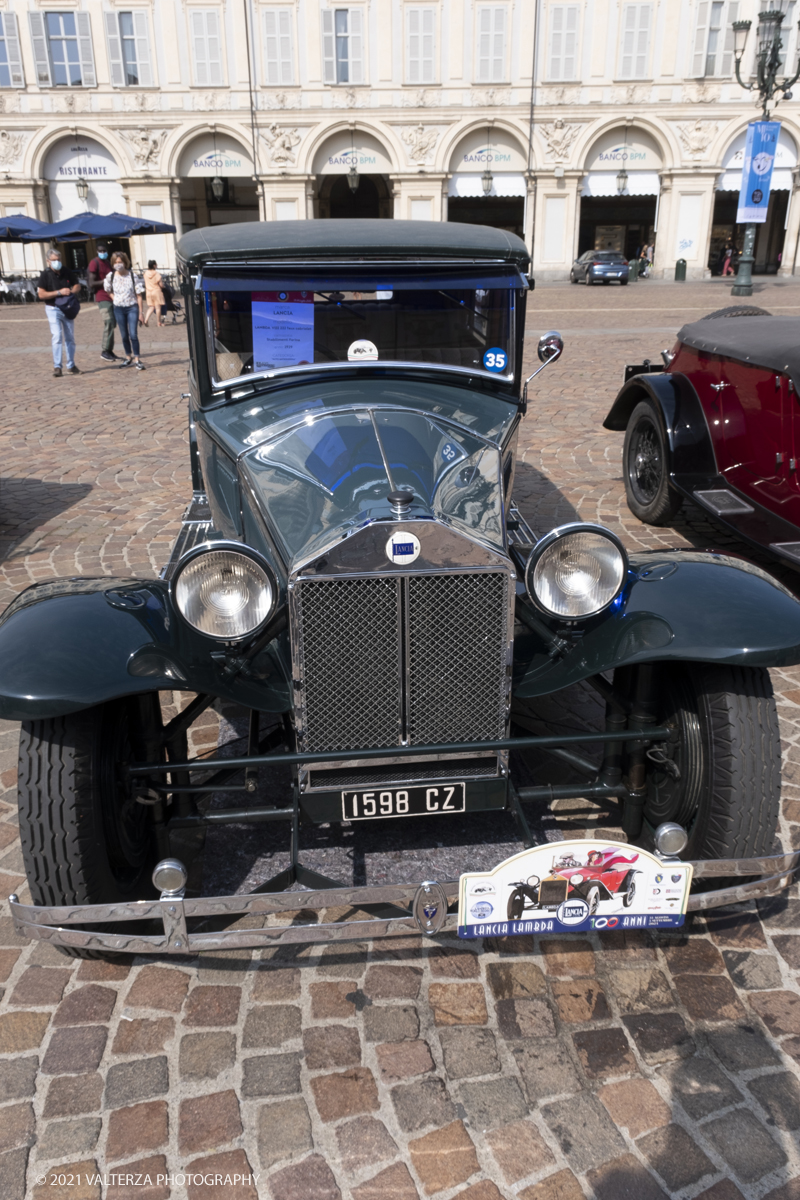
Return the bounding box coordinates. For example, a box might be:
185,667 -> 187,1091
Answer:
537,331 -> 564,364
520,330 -> 564,416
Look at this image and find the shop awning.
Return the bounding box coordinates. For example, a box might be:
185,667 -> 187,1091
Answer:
448,173 -> 527,198
717,169 -> 793,191
582,172 -> 660,197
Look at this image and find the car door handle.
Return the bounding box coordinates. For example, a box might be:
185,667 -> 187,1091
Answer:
710,382 -> 729,392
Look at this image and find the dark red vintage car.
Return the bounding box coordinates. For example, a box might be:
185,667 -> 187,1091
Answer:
605,306 -> 800,568
507,846 -> 640,919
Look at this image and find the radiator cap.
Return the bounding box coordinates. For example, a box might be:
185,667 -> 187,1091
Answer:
388,490 -> 414,515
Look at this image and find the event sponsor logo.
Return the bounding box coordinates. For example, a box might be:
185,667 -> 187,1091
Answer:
470,901 -> 493,919
557,899 -> 590,926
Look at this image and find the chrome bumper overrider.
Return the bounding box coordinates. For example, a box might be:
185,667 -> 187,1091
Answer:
8,852 -> 800,954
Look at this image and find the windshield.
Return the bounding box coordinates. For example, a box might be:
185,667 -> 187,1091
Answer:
593,252 -> 627,262
203,282 -> 516,387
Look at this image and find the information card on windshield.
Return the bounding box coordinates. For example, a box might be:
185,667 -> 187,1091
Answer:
252,292 -> 314,370
458,839 -> 693,938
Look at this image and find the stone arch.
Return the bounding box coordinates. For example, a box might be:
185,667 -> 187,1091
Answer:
27,125 -> 129,184
440,119 -> 531,176
303,122 -> 400,178
575,117 -> 676,175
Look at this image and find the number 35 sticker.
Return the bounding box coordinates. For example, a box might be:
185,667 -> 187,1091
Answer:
483,348 -> 508,372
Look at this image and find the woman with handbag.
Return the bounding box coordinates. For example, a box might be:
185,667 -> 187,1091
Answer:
106,251 -> 146,370
143,259 -> 165,327
37,247 -> 82,378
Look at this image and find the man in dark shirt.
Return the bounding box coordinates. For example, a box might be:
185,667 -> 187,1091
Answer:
37,248 -> 81,378
87,241 -> 116,362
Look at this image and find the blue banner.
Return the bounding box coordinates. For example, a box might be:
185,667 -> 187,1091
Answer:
737,120 -> 781,224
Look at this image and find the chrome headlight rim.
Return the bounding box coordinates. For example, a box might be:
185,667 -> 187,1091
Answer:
525,523 -> 629,620
170,540 -> 278,643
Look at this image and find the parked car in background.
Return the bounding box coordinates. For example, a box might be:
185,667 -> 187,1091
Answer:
570,250 -> 630,285
605,306 -> 800,573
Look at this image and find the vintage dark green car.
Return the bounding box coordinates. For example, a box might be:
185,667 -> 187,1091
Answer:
4,220 -> 800,953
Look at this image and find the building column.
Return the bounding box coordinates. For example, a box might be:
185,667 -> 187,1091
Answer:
169,183 -> 184,243
390,174 -> 446,221
260,175 -> 313,221
656,170 -> 717,281
779,169 -> 800,275
530,171 -> 581,282
523,171 -> 536,260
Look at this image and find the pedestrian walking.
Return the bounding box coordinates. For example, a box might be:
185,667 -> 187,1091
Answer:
106,251 -> 146,370
143,260 -> 165,327
37,247 -> 81,378
87,241 -> 117,362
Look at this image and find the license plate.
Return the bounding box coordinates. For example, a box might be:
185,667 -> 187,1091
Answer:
342,783 -> 466,821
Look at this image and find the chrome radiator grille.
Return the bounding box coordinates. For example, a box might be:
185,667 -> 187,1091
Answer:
292,571 -> 510,754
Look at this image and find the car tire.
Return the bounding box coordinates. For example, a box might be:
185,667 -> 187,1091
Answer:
620,279 -> 628,286
622,872 -> 636,907
624,662 -> 781,859
702,305 -> 772,319
623,399 -> 683,525
18,696 -> 160,956
570,272 -> 578,283
587,886 -> 600,915
507,891 -> 525,920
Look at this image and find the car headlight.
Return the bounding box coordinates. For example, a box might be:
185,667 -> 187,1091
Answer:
526,524 -> 627,619
173,547 -> 275,640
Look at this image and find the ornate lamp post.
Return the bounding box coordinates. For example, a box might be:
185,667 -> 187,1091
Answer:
616,166 -> 629,195
731,1 -> 800,295
75,177 -> 89,204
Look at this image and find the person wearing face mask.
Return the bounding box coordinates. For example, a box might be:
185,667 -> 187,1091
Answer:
87,241 -> 117,362
37,247 -> 81,378
105,251 -> 146,369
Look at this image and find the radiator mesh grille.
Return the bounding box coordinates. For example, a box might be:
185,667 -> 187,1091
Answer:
294,571 -> 509,754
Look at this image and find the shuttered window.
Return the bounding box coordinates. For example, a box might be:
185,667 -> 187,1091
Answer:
321,9 -> 364,84
105,11 -> 153,87
692,0 -> 738,76
0,13 -> 24,87
476,6 -> 507,82
407,7 -> 435,83
32,12 -> 95,87
548,5 -> 578,80
619,3 -> 651,78
779,0 -> 796,71
264,8 -> 294,84
189,8 -> 223,86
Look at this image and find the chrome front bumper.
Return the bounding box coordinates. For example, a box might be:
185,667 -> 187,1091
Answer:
8,851 -> 799,955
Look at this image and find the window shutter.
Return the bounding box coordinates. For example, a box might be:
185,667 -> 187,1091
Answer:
549,5 -> 577,80
3,13 -> 24,87
490,6 -> 506,81
634,5 -> 650,76
75,12 -> 96,87
29,11 -> 52,86
204,10 -> 223,85
408,7 -> 421,83
105,12 -> 124,87
620,4 -> 650,77
348,8 -> 363,83
132,10 -> 153,86
279,9 -> 293,84
264,9 -> 280,84
322,9 -> 335,83
563,5 -> 577,79
549,6 -> 564,78
191,10 -> 208,84
692,1 -> 709,76
421,7 -> 435,82
620,5 -> 637,76
477,6 -> 492,80
779,0 -> 795,71
721,0 -> 738,75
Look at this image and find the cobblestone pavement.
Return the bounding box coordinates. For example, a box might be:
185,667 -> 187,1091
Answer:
3,282 -> 800,1198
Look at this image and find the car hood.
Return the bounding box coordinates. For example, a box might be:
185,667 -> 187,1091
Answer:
238,405 -> 506,569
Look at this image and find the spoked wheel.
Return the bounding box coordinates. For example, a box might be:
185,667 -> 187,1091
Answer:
623,399 -> 683,525
622,872 -> 636,907
18,695 -> 163,954
587,886 -> 600,915
617,663 -> 781,859
508,890 -> 525,920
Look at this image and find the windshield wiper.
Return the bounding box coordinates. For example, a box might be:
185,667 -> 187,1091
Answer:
316,292 -> 366,320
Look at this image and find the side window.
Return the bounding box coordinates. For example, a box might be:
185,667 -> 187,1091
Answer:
105,10 -> 154,87
406,6 -> 436,84
29,11 -> 96,87
189,8 -> 224,86
548,5 -> 579,81
0,14 -> 24,86
692,0 -> 738,77
475,6 -> 507,83
619,3 -> 652,78
264,8 -> 294,85
322,8 -> 364,84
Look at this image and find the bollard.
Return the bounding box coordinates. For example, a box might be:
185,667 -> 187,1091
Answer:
628,258 -> 639,281
674,258 -> 687,282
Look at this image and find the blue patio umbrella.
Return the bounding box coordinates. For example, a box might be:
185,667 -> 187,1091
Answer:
105,211 -> 177,235
0,215 -> 49,240
19,211 -> 137,242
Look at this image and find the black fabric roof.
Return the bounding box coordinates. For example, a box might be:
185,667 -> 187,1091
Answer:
177,218 -> 530,268
678,315 -> 800,385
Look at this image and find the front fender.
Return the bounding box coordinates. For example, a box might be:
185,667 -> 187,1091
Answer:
603,371 -> 717,477
0,578 -> 291,722
513,551 -> 800,698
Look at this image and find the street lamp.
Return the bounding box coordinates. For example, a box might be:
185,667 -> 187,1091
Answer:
75,177 -> 89,203
347,162 -> 360,193
730,1 -> 800,295
481,164 -> 494,195
210,175 -> 224,201
616,166 -> 629,195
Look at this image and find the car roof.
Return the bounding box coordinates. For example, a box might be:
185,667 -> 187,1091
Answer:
678,315 -> 800,387
177,218 -> 530,269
